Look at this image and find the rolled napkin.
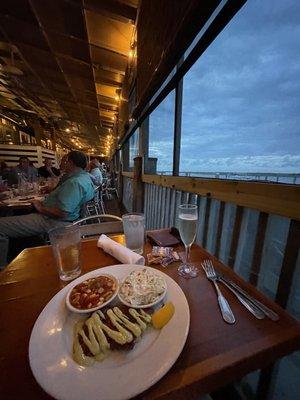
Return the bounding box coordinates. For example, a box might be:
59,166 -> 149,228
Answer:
97,234 -> 145,265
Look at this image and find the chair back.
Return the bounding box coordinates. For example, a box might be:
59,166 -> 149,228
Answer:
73,214 -> 123,237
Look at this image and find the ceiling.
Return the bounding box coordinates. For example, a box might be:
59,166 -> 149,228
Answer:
0,0 -> 138,155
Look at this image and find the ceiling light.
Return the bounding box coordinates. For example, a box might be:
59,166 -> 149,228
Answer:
128,50 -> 134,59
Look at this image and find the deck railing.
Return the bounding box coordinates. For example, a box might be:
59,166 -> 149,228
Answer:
158,170 -> 300,185
118,159 -> 300,399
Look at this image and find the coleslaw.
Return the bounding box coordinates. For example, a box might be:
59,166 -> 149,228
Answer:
119,268 -> 166,306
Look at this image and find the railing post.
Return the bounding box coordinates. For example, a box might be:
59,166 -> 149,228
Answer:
118,162 -> 124,206
132,156 -> 144,213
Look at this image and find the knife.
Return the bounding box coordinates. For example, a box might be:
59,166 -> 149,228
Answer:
218,278 -> 265,319
220,275 -> 280,321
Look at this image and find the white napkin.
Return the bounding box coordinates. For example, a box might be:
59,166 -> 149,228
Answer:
97,234 -> 145,265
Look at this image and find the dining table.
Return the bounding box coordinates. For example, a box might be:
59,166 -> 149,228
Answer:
0,194 -> 45,215
0,235 -> 299,400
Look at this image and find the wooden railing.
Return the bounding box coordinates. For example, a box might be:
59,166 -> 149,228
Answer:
0,144 -> 58,167
158,170 -> 300,184
119,158 -> 300,399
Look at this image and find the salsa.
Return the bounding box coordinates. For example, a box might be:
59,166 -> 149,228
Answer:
70,275 -> 117,310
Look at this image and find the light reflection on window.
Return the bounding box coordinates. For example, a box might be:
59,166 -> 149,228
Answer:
149,90 -> 175,173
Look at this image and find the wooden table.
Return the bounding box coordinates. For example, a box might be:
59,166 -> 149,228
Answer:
0,236 -> 299,400
0,198 -> 35,216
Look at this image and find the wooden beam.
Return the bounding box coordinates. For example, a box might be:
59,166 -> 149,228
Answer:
84,0 -> 137,24
141,174 -> 300,221
122,171 -> 133,178
249,212 -> 269,286
173,78 -> 183,176
202,197 -> 212,249
215,201 -> 225,258
275,219 -> 300,308
94,76 -> 122,88
228,205 -> 244,268
132,156 -> 144,213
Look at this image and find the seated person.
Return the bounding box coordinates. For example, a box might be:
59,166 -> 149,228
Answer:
89,158 -> 103,186
38,158 -> 60,178
0,160 -> 18,186
14,156 -> 38,182
0,151 -> 95,268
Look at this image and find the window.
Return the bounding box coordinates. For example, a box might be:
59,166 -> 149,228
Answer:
149,90 -> 175,173
129,130 -> 139,168
180,0 -> 300,184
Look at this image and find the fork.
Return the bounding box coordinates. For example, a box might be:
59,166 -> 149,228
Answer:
201,259 -> 236,324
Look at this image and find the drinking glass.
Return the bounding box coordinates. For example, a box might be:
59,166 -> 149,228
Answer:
177,204 -> 199,278
49,225 -> 82,281
122,213 -> 145,255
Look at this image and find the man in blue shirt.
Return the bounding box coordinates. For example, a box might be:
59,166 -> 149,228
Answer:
14,156 -> 38,182
0,151 -> 95,268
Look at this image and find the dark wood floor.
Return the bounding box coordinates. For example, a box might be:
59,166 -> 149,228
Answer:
104,195 -> 124,216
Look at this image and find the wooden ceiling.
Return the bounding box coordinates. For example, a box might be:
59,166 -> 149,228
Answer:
0,0 -> 138,154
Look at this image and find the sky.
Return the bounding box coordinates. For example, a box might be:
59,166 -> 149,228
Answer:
147,0 -> 300,174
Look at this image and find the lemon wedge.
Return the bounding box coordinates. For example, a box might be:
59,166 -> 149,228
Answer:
152,301 -> 175,329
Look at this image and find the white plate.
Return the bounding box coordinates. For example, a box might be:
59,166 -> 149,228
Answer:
66,273 -> 119,314
29,265 -> 190,400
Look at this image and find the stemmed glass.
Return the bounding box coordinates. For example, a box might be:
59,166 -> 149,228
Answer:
177,204 -> 199,278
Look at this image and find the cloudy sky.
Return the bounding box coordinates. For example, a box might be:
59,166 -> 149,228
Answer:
148,0 -> 300,174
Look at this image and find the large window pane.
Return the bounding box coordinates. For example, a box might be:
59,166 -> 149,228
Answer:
149,90 -> 175,173
129,130 -> 139,168
181,0 -> 300,184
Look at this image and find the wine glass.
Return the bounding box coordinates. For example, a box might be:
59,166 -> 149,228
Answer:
177,204 -> 199,278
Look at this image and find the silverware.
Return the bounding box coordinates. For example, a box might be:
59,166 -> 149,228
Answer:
201,260 -> 236,324
220,275 -> 279,321
216,277 -> 265,319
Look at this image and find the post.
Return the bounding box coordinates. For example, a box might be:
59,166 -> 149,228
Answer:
31,119 -> 42,146
122,141 -> 130,171
118,162 -> 124,206
144,157 -> 157,174
132,156 -> 144,213
36,146 -> 43,166
173,59 -> 183,176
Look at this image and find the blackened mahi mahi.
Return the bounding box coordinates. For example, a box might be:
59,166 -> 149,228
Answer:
73,306 -> 152,366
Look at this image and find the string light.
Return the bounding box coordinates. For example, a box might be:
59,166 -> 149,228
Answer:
128,49 -> 134,59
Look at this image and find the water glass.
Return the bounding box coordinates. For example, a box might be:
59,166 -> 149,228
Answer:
178,204 -> 199,278
122,213 -> 145,255
49,225 -> 82,281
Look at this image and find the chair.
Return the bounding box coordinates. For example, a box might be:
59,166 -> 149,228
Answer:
81,185 -> 106,217
103,178 -> 118,200
94,185 -> 106,214
73,214 -> 123,237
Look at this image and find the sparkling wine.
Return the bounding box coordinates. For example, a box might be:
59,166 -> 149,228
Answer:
178,213 -> 197,246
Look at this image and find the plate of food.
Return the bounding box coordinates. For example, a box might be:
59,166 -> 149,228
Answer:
29,265 -> 190,400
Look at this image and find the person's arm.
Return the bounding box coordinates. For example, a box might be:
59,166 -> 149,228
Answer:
32,200 -> 67,219
89,172 -> 97,185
